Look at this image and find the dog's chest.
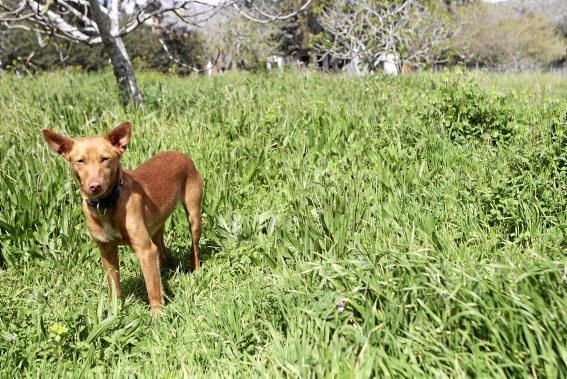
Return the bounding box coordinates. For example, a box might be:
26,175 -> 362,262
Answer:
89,219 -> 123,243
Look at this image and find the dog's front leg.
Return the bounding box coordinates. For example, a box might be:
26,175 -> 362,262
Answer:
131,239 -> 164,316
97,242 -> 122,300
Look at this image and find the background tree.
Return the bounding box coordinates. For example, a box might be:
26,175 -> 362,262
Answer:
189,5 -> 278,72
0,0 -> 311,106
312,0 -> 455,74
0,24 -> 208,74
505,0 -> 567,28
452,2 -> 566,70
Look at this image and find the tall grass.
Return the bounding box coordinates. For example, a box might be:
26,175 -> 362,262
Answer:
0,70 -> 565,376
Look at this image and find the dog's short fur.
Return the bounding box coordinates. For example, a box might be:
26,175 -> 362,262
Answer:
41,122 -> 203,316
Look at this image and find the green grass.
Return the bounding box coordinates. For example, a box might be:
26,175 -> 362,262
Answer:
0,69 -> 566,377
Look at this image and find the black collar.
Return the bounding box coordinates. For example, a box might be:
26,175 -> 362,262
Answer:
86,179 -> 123,211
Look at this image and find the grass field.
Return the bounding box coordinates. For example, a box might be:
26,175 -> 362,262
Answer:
0,69 -> 566,377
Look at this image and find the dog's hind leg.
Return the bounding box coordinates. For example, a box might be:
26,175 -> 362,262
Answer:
182,171 -> 203,271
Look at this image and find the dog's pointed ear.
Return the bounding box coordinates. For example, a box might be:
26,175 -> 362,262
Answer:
106,121 -> 132,155
41,129 -> 74,158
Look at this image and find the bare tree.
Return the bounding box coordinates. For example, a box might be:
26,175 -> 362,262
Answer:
0,0 -> 312,106
315,0 -> 453,75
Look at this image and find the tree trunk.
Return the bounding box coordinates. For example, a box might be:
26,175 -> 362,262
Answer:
88,0 -> 142,106
105,38 -> 142,107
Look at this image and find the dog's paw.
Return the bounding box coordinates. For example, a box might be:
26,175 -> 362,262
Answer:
150,305 -> 164,319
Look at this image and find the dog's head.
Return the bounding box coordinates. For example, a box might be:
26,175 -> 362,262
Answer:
41,121 -> 131,200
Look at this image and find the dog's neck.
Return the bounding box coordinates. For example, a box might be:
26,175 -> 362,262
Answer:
85,170 -> 124,212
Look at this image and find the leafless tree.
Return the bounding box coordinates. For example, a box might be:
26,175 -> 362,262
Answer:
0,0 -> 312,105
315,0 -> 453,75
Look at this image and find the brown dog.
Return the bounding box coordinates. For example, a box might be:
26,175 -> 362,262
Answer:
41,121 -> 203,316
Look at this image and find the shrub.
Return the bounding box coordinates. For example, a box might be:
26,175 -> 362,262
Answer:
420,71 -> 519,144
453,3 -> 567,70
472,101 -> 566,243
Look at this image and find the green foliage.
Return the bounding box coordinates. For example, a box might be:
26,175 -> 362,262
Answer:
476,104 -> 567,243
420,70 -> 518,144
453,3 -> 567,70
416,71 -> 567,243
126,28 -> 208,75
0,29 -> 108,72
0,71 -> 566,376
0,27 -> 208,74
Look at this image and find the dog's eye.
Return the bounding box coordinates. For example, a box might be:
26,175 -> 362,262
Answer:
101,157 -> 111,163
76,159 -> 85,165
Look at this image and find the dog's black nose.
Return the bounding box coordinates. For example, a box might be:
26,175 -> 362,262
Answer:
88,181 -> 102,192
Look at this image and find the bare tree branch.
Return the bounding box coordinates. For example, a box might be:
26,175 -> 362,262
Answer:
155,28 -> 220,73
0,0 -> 312,104
315,0 -> 453,74
1,0 -> 312,44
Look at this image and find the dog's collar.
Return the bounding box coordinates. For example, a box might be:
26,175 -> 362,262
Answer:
86,179 -> 123,211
